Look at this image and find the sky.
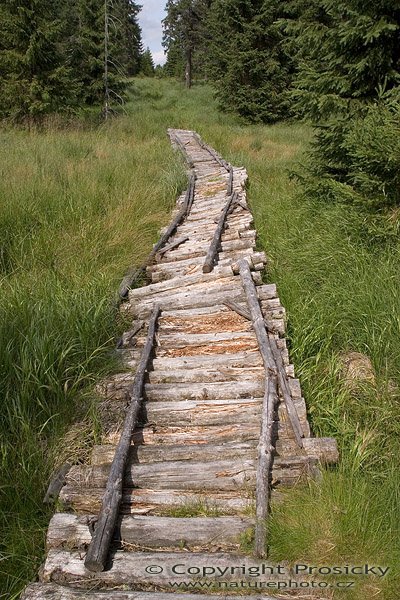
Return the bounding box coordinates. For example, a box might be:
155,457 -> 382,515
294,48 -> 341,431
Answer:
138,1 -> 167,66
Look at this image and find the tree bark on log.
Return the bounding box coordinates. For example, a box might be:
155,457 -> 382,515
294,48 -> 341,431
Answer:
84,305 -> 160,573
238,260 -> 304,447
254,374 -> 279,558
203,192 -> 238,273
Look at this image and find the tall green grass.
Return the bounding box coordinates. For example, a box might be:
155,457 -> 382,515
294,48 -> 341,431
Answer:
1,79 -> 399,598
0,106 -> 185,597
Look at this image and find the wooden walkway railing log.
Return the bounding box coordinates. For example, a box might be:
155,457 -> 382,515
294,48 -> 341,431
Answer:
22,129 -> 338,600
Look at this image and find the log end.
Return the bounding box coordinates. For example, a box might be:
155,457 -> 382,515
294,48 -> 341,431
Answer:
84,555 -> 105,573
202,264 -> 212,274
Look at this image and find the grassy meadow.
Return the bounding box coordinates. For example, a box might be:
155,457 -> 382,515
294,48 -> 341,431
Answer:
1,78 -> 399,598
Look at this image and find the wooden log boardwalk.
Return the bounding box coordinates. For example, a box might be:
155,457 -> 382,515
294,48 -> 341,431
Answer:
22,129 -> 338,599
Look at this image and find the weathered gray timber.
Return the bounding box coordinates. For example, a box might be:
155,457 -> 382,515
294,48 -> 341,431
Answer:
22,584 -> 277,600
239,259 -> 304,447
84,306 -> 160,572
254,375 -> 279,557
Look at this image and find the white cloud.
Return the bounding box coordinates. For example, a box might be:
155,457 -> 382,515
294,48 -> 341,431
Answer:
152,50 -> 167,66
139,1 -> 167,65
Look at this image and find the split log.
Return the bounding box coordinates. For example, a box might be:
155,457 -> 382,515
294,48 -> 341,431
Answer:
84,305 -> 160,573
60,486 -> 253,516
43,549 -> 290,589
144,380 -> 263,402
67,459 -> 257,492
239,260 -> 304,447
91,441 -> 258,466
22,583 -> 279,599
144,398 -> 263,428
148,365 -> 264,384
203,192 -> 238,273
47,513 -> 255,552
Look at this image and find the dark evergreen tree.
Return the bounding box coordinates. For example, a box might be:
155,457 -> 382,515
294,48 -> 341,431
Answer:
0,0 -> 144,119
285,0 -> 400,210
163,0 -> 210,87
0,0 -> 79,120
140,47 -> 155,76
205,0 -> 294,122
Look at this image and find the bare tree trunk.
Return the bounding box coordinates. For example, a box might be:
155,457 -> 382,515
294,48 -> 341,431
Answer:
185,47 -> 192,89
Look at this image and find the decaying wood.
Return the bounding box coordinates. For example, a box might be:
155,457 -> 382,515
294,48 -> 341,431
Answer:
227,164 -> 234,195
22,583 -> 278,600
239,260 -> 304,448
84,305 -> 160,573
43,549 -> 291,589
43,463 -> 72,504
254,374 -> 279,558
60,486 -> 254,515
157,236 -> 189,256
47,513 -> 254,551
203,192 -> 238,273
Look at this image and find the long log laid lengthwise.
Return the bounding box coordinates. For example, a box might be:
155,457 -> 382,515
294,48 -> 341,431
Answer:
254,374 -> 279,558
84,305 -> 160,572
203,192 -> 238,273
238,259 -> 304,447
118,171 -> 196,300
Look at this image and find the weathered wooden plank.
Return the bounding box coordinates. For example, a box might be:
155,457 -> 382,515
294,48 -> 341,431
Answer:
156,330 -> 256,348
128,287 -> 248,318
129,268 -> 234,300
144,380 -> 264,402
84,306 -> 160,572
91,441 -> 257,466
151,350 -> 263,370
43,549 -> 292,588
103,423 -> 261,447
22,583 -> 277,600
157,236 -> 189,257
47,513 -> 254,551
59,486 -> 254,515
148,366 -> 264,384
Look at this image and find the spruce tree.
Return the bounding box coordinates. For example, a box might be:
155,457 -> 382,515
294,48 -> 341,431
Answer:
163,0 -> 210,88
205,0 -> 294,122
140,48 -> 155,76
286,0 -> 400,209
0,0 -> 79,120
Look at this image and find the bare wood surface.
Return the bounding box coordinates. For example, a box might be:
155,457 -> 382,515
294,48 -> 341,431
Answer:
44,549 -> 291,588
47,513 -> 254,551
22,583 -> 277,600
84,305 -> 160,573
